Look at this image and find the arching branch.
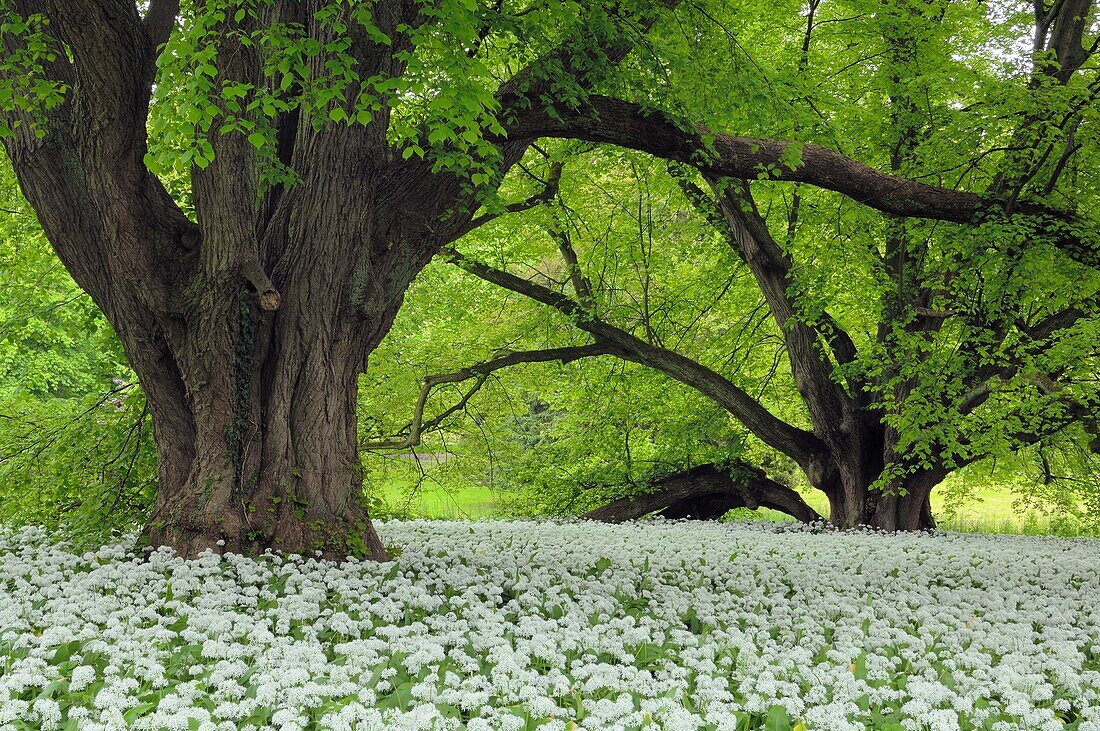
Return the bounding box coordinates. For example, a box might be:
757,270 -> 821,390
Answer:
361,344 -> 610,451
672,171 -> 860,375
444,247 -> 827,467
582,462 -> 821,523
505,94 -> 1097,269
448,161 -> 564,241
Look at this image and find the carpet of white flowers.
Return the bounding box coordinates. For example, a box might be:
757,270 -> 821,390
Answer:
1,520 -> 1099,731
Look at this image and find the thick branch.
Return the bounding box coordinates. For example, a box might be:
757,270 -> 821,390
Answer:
1016,306 -> 1088,341
582,462 -> 821,523
240,258 -> 280,310
506,95 -> 1096,268
674,170 -> 862,396
143,0 -> 180,54
708,177 -> 863,412
445,247 -> 826,466
42,0 -> 160,136
361,344 -> 609,451
4,0 -> 198,314
1046,0 -> 1095,83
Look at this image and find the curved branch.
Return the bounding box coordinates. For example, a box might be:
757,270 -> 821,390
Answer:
505,94 -> 1096,268
361,344 -> 609,451
676,174 -> 860,372
449,161 -> 563,240
445,247 -> 827,467
582,462 -> 821,523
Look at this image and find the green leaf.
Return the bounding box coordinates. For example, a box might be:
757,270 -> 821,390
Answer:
765,705 -> 791,731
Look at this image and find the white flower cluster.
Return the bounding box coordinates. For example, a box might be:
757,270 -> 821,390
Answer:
0,520 -> 1098,730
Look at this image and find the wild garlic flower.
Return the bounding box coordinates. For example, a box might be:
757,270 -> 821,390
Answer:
0,520 -> 1098,729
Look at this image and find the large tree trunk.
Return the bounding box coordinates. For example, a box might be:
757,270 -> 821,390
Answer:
0,0 -> 445,560
140,293 -> 388,559
823,469 -> 940,532
870,470 -> 944,532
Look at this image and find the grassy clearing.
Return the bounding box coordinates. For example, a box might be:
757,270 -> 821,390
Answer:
372,477 -> 499,520
370,473 -> 1095,537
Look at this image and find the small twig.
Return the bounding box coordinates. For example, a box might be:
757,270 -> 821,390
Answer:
107,402 -> 149,515
450,161 -> 564,240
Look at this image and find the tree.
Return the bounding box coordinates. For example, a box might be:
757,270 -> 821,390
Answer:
1,0 -> 1094,556
385,0 -> 1100,530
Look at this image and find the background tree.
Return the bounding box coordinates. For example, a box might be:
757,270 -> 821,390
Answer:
369,0 -> 1100,530
1,0 -> 1094,556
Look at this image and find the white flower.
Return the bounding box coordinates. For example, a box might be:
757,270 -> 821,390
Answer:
69,664 -> 96,692
0,521 -> 1097,729
33,697 -> 62,729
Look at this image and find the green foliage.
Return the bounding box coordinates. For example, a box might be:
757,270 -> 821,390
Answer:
0,2 -> 68,138
0,386 -> 157,546
0,165 -> 124,397
1,0 -> 1098,540
0,161 -> 154,545
358,0 -> 1099,524
362,148 -> 809,515
141,0 -> 665,191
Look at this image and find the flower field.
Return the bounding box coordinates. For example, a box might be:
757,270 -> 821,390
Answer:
1,520 -> 1098,731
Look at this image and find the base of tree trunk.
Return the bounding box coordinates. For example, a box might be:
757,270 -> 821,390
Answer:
582,463 -> 821,524
142,482 -> 387,562
142,510 -> 387,561
824,484 -> 937,532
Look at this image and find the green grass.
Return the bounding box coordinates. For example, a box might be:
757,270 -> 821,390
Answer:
370,473 -> 1095,537
744,484 -> 1096,536
373,477 -> 500,519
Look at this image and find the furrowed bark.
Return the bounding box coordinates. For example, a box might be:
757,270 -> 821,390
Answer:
5,0 -> 1091,557
3,0 -> 688,559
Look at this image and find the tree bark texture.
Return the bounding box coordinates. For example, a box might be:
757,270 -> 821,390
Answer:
0,0 -> 441,558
